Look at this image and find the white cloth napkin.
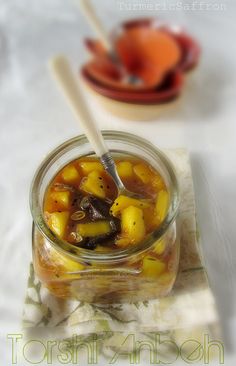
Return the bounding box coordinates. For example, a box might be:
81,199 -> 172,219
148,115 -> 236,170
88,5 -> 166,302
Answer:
22,149 -> 221,360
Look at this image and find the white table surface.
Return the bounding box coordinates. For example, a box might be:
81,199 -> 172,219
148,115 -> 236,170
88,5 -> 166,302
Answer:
0,0 -> 235,364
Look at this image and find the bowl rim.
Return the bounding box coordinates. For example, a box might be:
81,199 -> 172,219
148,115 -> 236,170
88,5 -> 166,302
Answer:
81,68 -> 184,104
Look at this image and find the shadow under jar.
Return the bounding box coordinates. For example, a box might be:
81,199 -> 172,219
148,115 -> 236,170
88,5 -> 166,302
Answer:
30,131 -> 180,303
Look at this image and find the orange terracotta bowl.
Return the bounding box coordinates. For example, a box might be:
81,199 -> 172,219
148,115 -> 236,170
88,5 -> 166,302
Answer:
81,18 -> 200,107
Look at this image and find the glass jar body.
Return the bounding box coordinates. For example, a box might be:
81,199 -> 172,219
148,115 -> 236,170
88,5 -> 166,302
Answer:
31,131 -> 180,303
33,222 -> 179,303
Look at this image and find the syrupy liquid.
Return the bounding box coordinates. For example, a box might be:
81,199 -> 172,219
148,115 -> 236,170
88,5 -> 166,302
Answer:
43,155 -> 167,250
33,155 -> 179,302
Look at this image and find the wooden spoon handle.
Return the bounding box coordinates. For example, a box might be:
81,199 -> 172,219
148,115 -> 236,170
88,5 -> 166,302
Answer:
49,55 -> 108,157
79,0 -> 111,52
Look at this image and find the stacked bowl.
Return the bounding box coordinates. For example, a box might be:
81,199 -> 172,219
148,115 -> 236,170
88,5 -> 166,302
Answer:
81,18 -> 200,120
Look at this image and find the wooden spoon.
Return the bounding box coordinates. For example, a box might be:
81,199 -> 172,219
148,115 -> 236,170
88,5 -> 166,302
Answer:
49,55 -> 146,200
78,0 -> 143,88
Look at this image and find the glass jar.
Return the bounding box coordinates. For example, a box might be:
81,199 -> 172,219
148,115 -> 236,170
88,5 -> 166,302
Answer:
30,131 -> 180,303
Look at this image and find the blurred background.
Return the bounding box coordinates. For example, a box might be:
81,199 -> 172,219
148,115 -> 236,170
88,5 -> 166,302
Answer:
0,0 -> 235,364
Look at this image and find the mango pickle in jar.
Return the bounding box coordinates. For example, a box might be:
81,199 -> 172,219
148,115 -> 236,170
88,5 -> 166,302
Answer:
30,131 -> 180,303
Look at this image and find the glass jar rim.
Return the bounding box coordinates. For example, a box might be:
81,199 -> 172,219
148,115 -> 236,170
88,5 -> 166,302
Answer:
30,131 -> 180,263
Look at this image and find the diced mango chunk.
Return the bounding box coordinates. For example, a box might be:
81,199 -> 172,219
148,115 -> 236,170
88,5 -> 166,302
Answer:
153,239 -> 166,255
115,237 -> 131,248
152,174 -> 165,190
155,190 -> 169,222
133,163 -> 153,184
142,206 -> 160,232
158,272 -> 174,286
48,212 -> 69,238
121,206 -> 145,244
116,161 -> 133,179
50,247 -> 84,272
80,170 -> 106,198
95,245 -> 111,253
110,195 -> 150,217
142,256 -> 166,277
77,221 -> 111,237
79,161 -> 103,175
50,191 -> 71,209
61,165 -> 80,183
